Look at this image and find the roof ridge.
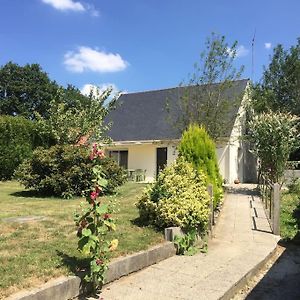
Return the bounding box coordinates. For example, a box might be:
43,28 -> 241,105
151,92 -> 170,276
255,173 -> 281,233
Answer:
122,78 -> 250,96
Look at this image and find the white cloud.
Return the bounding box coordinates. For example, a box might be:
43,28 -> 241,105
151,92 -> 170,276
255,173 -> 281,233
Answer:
64,46 -> 128,73
42,0 -> 85,12
264,42 -> 272,49
227,45 -> 249,58
41,0 -> 99,16
81,83 -> 119,96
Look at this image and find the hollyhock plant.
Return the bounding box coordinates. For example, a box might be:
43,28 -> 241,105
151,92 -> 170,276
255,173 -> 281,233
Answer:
74,143 -> 118,293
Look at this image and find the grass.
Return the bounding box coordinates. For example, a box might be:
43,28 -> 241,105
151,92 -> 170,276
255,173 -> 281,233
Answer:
0,181 -> 164,299
280,191 -> 300,242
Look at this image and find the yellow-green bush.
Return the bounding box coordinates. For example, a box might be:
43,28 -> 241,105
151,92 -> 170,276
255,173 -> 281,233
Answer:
136,158 -> 210,231
178,124 -> 223,208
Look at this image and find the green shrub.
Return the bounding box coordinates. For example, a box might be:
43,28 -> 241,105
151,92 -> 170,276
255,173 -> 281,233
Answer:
178,124 -> 223,207
287,177 -> 300,195
99,157 -> 127,193
15,144 -> 126,198
136,158 -> 210,231
0,115 -> 54,180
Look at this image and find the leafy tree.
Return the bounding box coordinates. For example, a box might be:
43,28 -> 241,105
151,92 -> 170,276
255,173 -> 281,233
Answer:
251,38 -> 300,161
36,86 -> 118,145
248,111 -> 299,184
0,62 -> 59,118
167,33 -> 244,140
252,38 -> 300,114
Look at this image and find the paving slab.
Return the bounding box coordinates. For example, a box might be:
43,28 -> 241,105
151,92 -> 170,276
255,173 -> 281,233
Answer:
97,184 -> 279,300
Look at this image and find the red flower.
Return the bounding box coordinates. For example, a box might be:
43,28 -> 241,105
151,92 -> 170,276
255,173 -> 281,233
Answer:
96,259 -> 103,265
89,143 -> 105,160
96,150 -> 105,159
103,213 -> 111,220
90,191 -> 99,200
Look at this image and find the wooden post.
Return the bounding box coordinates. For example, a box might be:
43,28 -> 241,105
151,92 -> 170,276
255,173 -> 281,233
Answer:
207,184 -> 214,235
272,183 -> 280,235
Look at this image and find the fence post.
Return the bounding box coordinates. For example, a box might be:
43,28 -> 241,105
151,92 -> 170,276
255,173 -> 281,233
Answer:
207,184 -> 214,235
273,183 -> 280,235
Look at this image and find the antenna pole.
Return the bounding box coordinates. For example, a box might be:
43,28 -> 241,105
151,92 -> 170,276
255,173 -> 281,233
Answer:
251,29 -> 256,81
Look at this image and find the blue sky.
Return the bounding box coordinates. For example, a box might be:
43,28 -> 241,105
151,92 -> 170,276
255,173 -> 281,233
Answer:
0,0 -> 299,94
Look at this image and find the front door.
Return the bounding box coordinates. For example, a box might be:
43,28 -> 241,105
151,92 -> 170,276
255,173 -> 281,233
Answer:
156,147 -> 167,176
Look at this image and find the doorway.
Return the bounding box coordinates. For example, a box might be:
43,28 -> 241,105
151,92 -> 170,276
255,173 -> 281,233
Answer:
156,147 -> 167,176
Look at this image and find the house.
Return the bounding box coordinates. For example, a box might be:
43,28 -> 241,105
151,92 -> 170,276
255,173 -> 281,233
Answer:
105,79 -> 256,183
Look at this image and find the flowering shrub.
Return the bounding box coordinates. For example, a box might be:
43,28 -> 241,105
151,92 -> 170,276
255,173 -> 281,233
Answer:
136,158 -> 210,231
15,144 -> 126,198
74,143 -> 118,291
248,111 -> 299,184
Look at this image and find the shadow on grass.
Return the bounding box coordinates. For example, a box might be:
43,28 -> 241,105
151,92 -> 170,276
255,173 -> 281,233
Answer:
130,216 -> 164,234
246,199 -> 300,300
10,190 -> 63,199
56,250 -> 90,276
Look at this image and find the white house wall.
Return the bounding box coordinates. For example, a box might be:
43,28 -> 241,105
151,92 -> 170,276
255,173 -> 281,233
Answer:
226,84 -> 249,183
107,141 -> 236,183
216,145 -> 229,183
106,142 -> 178,182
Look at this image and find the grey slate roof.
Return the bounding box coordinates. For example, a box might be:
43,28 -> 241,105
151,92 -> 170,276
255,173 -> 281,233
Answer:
106,79 -> 249,142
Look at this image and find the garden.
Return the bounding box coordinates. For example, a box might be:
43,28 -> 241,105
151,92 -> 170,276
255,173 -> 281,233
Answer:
0,181 -> 164,298
1,35 -> 300,298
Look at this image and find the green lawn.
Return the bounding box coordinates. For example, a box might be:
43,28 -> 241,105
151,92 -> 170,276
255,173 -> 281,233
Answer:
0,181 -> 163,299
280,191 -> 300,242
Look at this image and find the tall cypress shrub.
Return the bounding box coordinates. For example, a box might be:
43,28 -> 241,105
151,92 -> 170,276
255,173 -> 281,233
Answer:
178,124 -> 223,207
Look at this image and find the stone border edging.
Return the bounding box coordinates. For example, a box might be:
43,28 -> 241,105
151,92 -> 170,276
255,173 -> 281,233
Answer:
219,246 -> 279,300
7,242 -> 176,300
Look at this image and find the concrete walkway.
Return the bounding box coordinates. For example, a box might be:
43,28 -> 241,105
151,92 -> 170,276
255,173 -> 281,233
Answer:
99,184 -> 279,300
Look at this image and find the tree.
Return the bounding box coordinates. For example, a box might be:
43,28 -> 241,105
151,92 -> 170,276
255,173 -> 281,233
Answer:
248,111 -> 299,184
167,33 -> 244,140
36,86 -> 118,145
0,62 -> 59,118
252,38 -> 300,114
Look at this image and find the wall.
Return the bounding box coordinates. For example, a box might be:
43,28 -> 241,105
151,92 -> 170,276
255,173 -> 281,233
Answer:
216,144 -> 229,183
106,141 -> 178,182
284,170 -> 300,184
107,140 -> 242,184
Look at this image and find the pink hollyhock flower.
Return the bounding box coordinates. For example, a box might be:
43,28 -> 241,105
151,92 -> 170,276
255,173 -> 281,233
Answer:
96,150 -> 105,159
90,191 -> 99,200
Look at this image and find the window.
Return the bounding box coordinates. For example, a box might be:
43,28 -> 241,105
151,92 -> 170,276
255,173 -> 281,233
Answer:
109,150 -> 128,169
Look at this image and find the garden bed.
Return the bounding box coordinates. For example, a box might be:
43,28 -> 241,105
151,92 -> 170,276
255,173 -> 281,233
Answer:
0,181 -> 164,299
